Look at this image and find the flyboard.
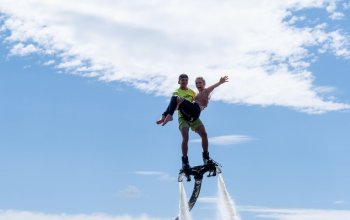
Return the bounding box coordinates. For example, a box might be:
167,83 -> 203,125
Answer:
175,161 -> 221,220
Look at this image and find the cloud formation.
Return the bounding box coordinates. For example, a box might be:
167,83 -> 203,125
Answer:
240,206 -> 350,220
0,210 -> 167,220
117,185 -> 142,199
191,135 -> 252,145
2,206 -> 350,220
1,0 -> 350,113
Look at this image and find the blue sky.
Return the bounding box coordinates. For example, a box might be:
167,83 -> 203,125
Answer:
1,1 -> 350,220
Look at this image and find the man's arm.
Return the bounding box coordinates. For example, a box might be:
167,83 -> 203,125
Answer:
205,76 -> 229,94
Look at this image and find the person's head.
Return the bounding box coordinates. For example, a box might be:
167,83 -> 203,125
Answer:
178,74 -> 189,89
195,77 -> 206,91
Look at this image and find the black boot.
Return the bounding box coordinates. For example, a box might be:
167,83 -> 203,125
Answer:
182,156 -> 190,170
202,151 -> 214,165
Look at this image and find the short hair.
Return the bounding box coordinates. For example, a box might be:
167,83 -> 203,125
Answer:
195,76 -> 206,85
179,74 -> 188,80
178,74 -> 189,83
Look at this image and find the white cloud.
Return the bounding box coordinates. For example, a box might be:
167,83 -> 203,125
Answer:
2,207 -> 350,220
9,43 -> 40,56
191,135 -> 252,146
329,12 -> 345,20
134,171 -> 175,181
0,0 -> 349,113
117,185 -> 142,199
325,1 -> 345,19
334,200 -> 347,204
43,60 -> 55,66
0,210 -> 167,220
239,206 -> 350,220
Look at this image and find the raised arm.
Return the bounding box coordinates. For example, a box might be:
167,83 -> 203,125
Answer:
206,76 -> 229,94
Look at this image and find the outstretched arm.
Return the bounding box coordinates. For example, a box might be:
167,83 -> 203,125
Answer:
206,76 -> 229,94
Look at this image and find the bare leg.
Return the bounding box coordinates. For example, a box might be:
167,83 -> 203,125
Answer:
196,125 -> 215,164
181,127 -> 189,157
195,125 -> 208,152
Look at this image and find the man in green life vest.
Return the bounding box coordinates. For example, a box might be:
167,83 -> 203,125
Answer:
156,74 -> 213,170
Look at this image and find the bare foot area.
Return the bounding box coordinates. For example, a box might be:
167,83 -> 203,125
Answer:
156,116 -> 165,125
162,114 -> 173,126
